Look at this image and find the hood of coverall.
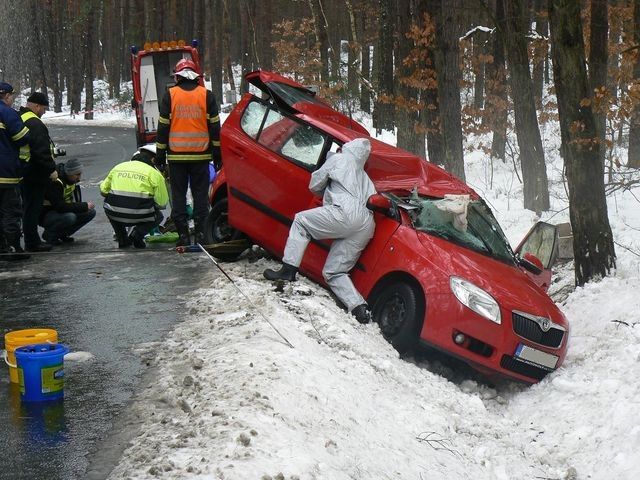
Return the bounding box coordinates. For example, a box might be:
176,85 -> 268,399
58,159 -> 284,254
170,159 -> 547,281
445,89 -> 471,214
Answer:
340,138 -> 371,170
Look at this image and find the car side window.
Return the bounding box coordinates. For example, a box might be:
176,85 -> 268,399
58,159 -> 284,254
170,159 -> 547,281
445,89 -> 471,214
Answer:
240,99 -> 327,170
240,101 -> 268,139
280,124 -> 325,168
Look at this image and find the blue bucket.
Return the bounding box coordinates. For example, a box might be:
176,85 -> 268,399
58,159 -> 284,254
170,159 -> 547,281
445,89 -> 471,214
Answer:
15,343 -> 69,402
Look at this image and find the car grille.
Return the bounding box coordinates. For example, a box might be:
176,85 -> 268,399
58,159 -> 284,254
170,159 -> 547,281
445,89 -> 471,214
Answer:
512,312 -> 565,348
500,355 -> 550,381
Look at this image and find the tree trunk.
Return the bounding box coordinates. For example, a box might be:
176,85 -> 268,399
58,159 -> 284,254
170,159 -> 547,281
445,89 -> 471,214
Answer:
84,2 -> 96,120
532,0 -> 548,108
221,0 -> 236,93
487,0 -> 508,162
628,0 -> 640,166
308,0 -> 330,82
548,0 -> 616,286
257,0 -> 273,70
358,6 -> 371,113
374,0 -> 395,132
430,0 -> 465,180
206,0 -> 223,101
588,0 -> 608,167
396,0 -> 426,158
346,0 -> 360,97
504,0 -> 549,212
473,27 -> 487,109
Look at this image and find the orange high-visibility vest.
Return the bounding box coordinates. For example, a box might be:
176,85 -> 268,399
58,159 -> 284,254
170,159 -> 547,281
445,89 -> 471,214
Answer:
168,86 -> 209,153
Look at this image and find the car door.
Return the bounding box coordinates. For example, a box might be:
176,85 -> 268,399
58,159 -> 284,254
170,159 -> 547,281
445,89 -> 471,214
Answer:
224,96 -> 332,270
515,221 -> 566,291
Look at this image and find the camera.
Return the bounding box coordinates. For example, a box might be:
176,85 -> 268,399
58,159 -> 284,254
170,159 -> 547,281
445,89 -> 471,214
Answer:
53,146 -> 66,157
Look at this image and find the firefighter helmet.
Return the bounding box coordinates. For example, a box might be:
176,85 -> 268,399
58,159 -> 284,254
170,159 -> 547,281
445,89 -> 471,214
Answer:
174,58 -> 198,74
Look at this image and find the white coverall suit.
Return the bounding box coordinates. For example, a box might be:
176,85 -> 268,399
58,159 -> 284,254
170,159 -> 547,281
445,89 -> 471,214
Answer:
282,138 -> 376,312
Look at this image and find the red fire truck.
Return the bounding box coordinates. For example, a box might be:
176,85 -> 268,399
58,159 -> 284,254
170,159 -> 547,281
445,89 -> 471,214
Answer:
130,39 -> 203,146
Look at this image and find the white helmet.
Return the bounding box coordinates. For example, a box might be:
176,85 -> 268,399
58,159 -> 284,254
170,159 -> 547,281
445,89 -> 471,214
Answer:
138,144 -> 156,156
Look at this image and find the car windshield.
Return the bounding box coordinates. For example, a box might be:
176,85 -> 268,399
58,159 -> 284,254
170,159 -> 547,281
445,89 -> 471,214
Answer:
398,194 -> 515,264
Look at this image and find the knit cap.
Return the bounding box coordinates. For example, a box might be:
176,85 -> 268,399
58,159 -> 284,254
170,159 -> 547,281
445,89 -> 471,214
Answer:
65,159 -> 83,175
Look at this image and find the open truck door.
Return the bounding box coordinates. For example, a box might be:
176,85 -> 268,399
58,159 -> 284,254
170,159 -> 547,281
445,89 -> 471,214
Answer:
515,221 -> 573,291
130,40 -> 203,147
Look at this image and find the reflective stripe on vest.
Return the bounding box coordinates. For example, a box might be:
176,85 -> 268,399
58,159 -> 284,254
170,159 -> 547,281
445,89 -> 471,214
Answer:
168,86 -> 209,152
18,110 -> 38,162
63,182 -> 76,203
18,110 -> 55,163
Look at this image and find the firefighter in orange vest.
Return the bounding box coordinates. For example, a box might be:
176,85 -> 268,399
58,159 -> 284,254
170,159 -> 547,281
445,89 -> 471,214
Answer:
155,58 -> 221,247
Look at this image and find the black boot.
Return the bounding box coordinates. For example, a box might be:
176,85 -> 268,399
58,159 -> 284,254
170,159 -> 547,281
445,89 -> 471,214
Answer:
263,263 -> 298,281
352,304 -> 371,324
2,243 -> 31,261
129,229 -> 146,249
176,223 -> 191,247
193,220 -> 205,246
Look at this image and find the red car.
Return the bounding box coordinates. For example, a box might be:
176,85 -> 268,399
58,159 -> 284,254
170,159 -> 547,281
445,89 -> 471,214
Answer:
206,70 -> 569,384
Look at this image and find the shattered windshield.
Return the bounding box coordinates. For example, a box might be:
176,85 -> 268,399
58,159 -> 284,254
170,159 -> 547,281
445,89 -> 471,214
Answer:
400,194 -> 515,264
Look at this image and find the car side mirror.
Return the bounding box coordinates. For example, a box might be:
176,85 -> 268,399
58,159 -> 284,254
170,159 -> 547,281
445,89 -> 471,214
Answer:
367,194 -> 392,214
519,252 -> 544,275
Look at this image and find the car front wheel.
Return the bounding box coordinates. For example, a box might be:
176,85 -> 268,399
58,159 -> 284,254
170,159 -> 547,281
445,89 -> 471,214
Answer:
371,281 -> 423,354
204,197 -> 246,261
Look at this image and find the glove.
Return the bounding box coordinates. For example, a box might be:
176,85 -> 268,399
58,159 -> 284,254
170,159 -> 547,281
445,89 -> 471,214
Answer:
49,170 -> 59,180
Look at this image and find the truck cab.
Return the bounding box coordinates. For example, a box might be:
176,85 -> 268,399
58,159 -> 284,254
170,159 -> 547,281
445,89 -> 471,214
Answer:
130,39 -> 203,146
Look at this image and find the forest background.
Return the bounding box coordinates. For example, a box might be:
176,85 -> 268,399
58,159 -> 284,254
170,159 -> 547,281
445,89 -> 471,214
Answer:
1,0 -> 639,287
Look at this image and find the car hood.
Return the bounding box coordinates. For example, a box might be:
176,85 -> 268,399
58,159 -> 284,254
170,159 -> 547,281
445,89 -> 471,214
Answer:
415,230 -> 563,320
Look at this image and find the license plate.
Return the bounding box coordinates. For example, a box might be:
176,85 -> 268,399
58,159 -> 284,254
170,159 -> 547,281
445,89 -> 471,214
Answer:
514,344 -> 558,370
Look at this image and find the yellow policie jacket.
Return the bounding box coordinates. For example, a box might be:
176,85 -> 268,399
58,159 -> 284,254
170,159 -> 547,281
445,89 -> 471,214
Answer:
100,160 -> 169,224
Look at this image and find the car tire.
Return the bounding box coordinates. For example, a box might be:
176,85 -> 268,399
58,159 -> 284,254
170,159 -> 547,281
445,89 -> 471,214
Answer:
371,281 -> 423,354
204,197 -> 246,261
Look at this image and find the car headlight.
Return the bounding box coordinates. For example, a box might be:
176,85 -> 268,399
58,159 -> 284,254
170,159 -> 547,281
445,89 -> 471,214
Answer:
450,276 -> 501,324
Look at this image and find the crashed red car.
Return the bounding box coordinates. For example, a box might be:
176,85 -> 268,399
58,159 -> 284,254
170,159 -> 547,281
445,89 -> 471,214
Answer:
206,70 -> 569,384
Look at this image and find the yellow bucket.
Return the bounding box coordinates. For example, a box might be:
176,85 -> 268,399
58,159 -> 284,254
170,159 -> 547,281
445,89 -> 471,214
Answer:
3,329 -> 58,383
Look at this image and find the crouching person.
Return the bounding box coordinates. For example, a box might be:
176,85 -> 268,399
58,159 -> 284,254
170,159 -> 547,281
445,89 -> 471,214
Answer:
100,146 -> 168,249
263,138 -> 376,324
40,158 -> 96,244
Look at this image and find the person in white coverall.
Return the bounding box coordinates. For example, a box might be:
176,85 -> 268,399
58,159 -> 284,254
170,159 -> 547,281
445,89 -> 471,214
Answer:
263,137 -> 376,324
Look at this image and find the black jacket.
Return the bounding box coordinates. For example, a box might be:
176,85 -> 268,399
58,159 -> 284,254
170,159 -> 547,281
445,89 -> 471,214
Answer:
19,107 -> 56,184
40,163 -> 89,222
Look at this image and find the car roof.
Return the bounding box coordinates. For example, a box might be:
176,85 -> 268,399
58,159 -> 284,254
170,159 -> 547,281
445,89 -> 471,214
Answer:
246,70 -> 479,199
300,114 -> 478,199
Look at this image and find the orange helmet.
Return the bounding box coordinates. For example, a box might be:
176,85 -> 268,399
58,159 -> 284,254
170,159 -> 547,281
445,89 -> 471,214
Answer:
174,58 -> 198,74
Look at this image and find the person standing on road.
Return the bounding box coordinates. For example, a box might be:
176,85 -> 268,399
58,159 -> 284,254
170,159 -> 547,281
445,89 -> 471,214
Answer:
100,145 -> 169,249
0,82 -> 31,261
155,58 -> 221,247
19,92 -> 57,252
263,138 -> 377,324
40,158 -> 96,244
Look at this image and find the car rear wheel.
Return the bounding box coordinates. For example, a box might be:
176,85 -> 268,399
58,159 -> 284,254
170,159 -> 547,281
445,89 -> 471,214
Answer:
204,197 -> 246,261
371,281 -> 423,354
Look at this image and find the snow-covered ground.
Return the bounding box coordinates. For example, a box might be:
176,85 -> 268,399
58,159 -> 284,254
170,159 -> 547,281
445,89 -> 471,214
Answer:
41,85 -> 640,479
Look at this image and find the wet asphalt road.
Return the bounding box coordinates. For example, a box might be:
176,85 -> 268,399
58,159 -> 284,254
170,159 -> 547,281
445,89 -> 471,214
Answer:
0,125 -> 217,480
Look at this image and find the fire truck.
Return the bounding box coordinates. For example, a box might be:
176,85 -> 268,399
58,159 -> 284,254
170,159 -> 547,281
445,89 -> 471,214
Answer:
130,39 -> 203,146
